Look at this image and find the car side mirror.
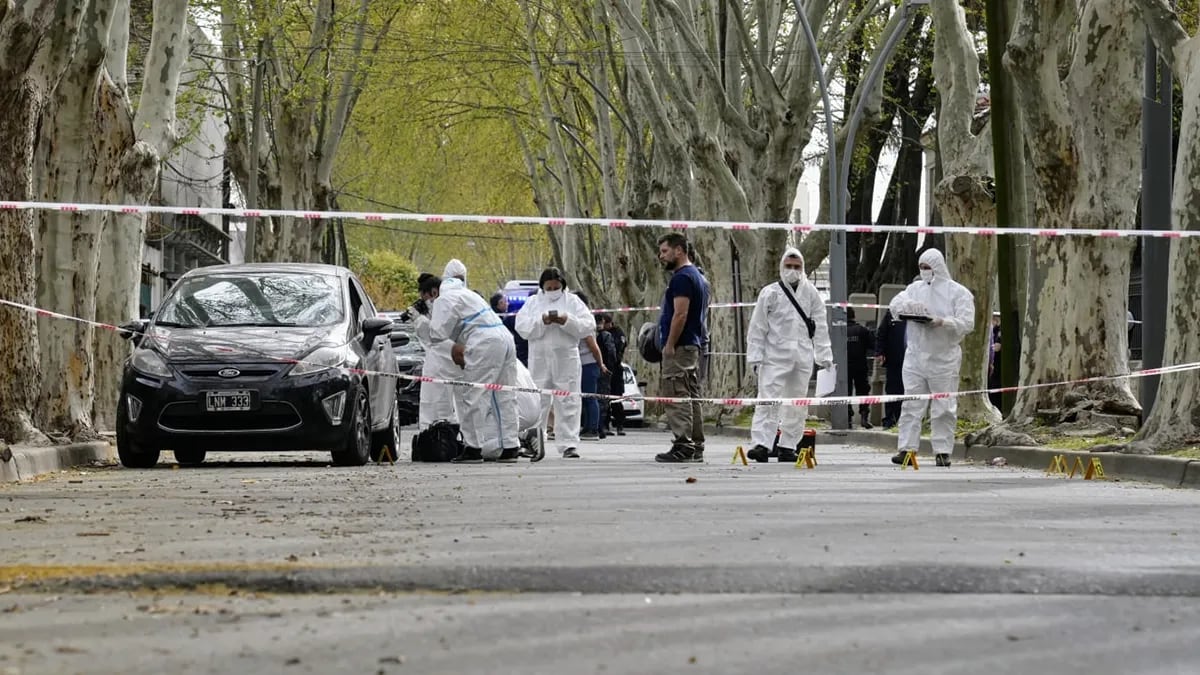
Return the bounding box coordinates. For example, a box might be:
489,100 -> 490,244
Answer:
119,319 -> 149,346
362,317 -> 394,337
391,333 -> 411,347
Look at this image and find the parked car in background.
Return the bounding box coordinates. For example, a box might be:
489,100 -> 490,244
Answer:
116,263 -> 401,468
615,362 -> 645,427
379,313 -> 424,426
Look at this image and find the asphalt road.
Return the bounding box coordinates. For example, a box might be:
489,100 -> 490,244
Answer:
3,429 -> 1200,674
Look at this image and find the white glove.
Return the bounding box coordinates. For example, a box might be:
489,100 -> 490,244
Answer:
931,317 -> 945,327
817,360 -> 833,370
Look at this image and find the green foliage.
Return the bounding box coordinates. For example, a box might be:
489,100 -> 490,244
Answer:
348,247 -> 420,311
332,0 -> 551,293
1042,435 -> 1132,451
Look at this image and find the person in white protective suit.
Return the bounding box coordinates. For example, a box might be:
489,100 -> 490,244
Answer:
412,274 -> 457,429
745,248 -> 833,463
430,265 -> 522,464
515,267 -> 596,459
887,248 -> 975,467
512,359 -> 547,462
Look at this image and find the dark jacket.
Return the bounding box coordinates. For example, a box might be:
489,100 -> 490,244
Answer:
503,315 -> 529,366
874,309 -> 906,369
847,319 -> 875,375
602,326 -> 626,395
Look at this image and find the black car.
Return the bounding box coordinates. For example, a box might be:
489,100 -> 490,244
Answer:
116,263 -> 401,468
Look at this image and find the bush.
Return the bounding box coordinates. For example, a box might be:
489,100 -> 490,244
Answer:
349,247 -> 419,311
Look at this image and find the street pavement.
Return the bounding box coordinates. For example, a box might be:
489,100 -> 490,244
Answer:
3,429 -> 1200,674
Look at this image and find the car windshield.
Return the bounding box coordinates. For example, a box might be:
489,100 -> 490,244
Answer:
154,272 -> 344,328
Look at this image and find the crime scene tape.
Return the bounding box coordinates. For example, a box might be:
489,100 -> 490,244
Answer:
0,199 -> 1191,239
495,300 -> 890,319
0,297 -> 1190,409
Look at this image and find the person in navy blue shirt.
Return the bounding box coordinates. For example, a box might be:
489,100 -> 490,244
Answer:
654,233 -> 710,463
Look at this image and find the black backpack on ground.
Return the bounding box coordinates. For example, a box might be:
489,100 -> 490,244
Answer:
412,421 -> 464,462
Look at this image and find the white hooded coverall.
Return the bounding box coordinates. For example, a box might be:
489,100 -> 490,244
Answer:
888,248 -> 975,455
414,310 -> 458,429
431,279 -> 520,454
515,289 -> 595,454
746,248 -> 834,451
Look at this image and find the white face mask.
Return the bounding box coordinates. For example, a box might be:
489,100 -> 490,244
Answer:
920,269 -> 934,283
543,289 -> 564,301
781,269 -> 802,285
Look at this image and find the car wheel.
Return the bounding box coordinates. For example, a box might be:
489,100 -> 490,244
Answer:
331,386 -> 370,467
174,449 -> 207,466
116,397 -> 160,469
370,397 -> 401,463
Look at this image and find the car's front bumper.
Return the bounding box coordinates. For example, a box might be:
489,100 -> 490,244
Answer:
119,365 -> 355,452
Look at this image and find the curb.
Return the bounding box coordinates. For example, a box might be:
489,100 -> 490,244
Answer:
705,425 -> 1197,489
0,441 -> 115,483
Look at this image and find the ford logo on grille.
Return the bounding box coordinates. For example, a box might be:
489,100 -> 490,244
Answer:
217,368 -> 241,378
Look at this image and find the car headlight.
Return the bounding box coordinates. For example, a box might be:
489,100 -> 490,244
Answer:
130,348 -> 173,379
288,346 -> 347,377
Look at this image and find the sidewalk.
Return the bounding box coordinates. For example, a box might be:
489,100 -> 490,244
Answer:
1,441 -> 115,483
708,424 -> 1200,489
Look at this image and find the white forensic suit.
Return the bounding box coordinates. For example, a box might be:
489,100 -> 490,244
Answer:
888,248 -> 975,457
413,310 -> 458,429
431,279 -> 521,455
515,288 -> 595,454
513,360 -> 543,434
746,248 -> 833,451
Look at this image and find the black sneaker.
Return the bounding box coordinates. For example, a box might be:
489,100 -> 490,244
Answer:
451,447 -> 484,464
689,451 -> 704,463
935,453 -> 951,467
497,447 -> 520,463
521,428 -> 546,463
562,447 -> 580,459
891,451 -> 912,465
616,430 -> 626,436
746,445 -> 771,463
777,447 -> 798,463
860,413 -> 874,429
655,447 -> 693,463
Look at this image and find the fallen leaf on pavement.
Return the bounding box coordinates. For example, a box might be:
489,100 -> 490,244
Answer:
685,477 -> 697,484
14,515 -> 46,523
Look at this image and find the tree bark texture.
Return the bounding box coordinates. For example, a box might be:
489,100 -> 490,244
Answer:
1003,0 -> 1145,422
0,0 -> 81,444
1128,0 -> 1200,453
930,0 -> 1000,424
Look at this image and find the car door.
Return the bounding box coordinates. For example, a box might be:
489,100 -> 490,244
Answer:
349,276 -> 395,429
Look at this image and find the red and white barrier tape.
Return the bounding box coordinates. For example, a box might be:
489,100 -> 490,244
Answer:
0,199 -> 1190,239
0,297 -> 1189,408
496,300 -> 889,318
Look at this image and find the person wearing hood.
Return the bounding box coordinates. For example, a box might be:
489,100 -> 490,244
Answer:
412,274 -> 458,430
443,258 -> 467,282
431,261 -> 522,464
515,267 -> 596,459
745,248 -> 833,463
887,248 -> 975,467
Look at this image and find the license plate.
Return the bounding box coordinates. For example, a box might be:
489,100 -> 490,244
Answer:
205,390 -> 253,412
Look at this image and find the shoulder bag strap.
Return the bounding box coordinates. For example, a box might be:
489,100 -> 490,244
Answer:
777,280 -> 816,340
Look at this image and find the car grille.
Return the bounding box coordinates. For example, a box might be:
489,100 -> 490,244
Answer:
158,401 -> 302,433
178,366 -> 285,380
